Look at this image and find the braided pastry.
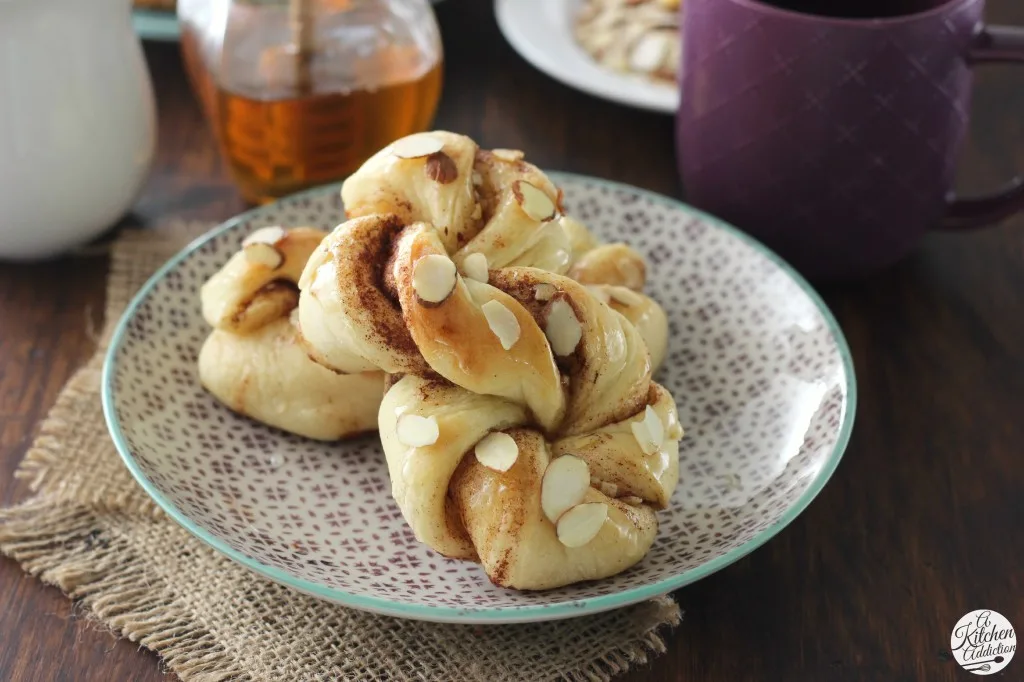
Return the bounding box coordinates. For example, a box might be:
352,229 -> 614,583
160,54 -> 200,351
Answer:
299,131 -> 667,376
297,132 -> 683,589
198,226 -> 385,441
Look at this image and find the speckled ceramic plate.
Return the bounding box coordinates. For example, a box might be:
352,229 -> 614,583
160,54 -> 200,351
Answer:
102,174 -> 855,624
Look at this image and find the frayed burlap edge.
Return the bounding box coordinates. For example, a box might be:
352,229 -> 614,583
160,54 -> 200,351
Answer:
0,500 -> 244,682
0,222 -> 682,682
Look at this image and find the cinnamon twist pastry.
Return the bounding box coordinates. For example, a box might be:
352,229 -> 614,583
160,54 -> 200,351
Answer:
296,132 -> 683,589
197,226 -> 385,441
301,219 -> 682,589
299,131 -> 667,378
340,130 -> 649,290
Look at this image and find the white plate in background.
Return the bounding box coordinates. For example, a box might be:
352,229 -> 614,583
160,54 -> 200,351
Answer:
495,0 -> 680,114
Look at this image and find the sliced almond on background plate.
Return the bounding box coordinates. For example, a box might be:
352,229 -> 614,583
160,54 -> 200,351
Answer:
630,405 -> 664,455
243,242 -> 284,269
474,432 -> 519,472
392,134 -> 445,159
544,299 -> 583,356
556,503 -> 608,548
541,455 -> 590,523
396,414 -> 439,447
412,254 -> 457,304
513,181 -> 556,222
482,300 -> 521,350
629,31 -> 670,74
462,252 -> 489,282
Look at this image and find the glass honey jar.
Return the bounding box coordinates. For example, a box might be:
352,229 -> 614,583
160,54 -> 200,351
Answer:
178,0 -> 443,204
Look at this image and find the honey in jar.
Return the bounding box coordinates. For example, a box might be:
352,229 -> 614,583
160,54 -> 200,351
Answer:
179,0 -> 444,204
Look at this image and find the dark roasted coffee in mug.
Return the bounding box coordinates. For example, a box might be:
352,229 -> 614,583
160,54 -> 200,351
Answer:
759,0 -> 940,18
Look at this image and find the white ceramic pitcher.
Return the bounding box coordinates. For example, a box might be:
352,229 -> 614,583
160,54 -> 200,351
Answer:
0,0 -> 156,259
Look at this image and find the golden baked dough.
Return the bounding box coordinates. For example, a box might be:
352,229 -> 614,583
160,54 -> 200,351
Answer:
302,216 -> 682,589
297,132 -> 683,589
340,131 -> 648,290
198,226 -> 385,441
300,132 -> 666,377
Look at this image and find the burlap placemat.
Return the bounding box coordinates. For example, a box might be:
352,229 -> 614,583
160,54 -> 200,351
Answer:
0,223 -> 681,682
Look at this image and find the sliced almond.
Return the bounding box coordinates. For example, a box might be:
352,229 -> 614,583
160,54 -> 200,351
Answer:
243,242 -> 284,269
412,254 -> 457,304
598,480 -> 619,497
630,405 -> 665,455
472,170 -> 483,186
608,286 -> 645,307
471,203 -> 483,221
396,414 -> 439,447
541,455 -> 590,523
645,405 -> 665,444
513,181 -> 556,222
585,285 -> 611,304
667,422 -> 684,440
474,432 -> 519,472
629,31 -> 670,74
242,226 -> 286,247
556,503 -> 608,548
391,134 -> 445,159
492,148 -> 525,163
462,252 -> 489,282
482,300 -> 521,350
621,495 -> 644,506
544,298 -> 583,356
534,283 -> 556,301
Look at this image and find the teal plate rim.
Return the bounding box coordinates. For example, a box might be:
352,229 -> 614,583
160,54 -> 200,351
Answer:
132,9 -> 181,42
101,172 -> 858,624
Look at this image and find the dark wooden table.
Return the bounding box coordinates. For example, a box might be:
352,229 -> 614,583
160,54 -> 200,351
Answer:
2,1 -> 1022,680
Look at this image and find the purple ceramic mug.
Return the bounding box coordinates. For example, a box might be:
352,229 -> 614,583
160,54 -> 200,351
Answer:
675,0 -> 1024,279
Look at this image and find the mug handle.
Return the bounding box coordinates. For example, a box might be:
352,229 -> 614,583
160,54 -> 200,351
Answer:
941,24 -> 1024,230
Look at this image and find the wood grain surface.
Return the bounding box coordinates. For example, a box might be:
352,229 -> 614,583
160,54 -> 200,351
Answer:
2,1 -> 1022,680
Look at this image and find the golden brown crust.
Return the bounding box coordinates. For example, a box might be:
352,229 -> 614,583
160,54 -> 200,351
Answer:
200,319 -> 386,441
297,215 -> 429,375
201,226 -> 325,334
394,227 -> 567,433
198,227 -> 386,441
568,243 -> 647,291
